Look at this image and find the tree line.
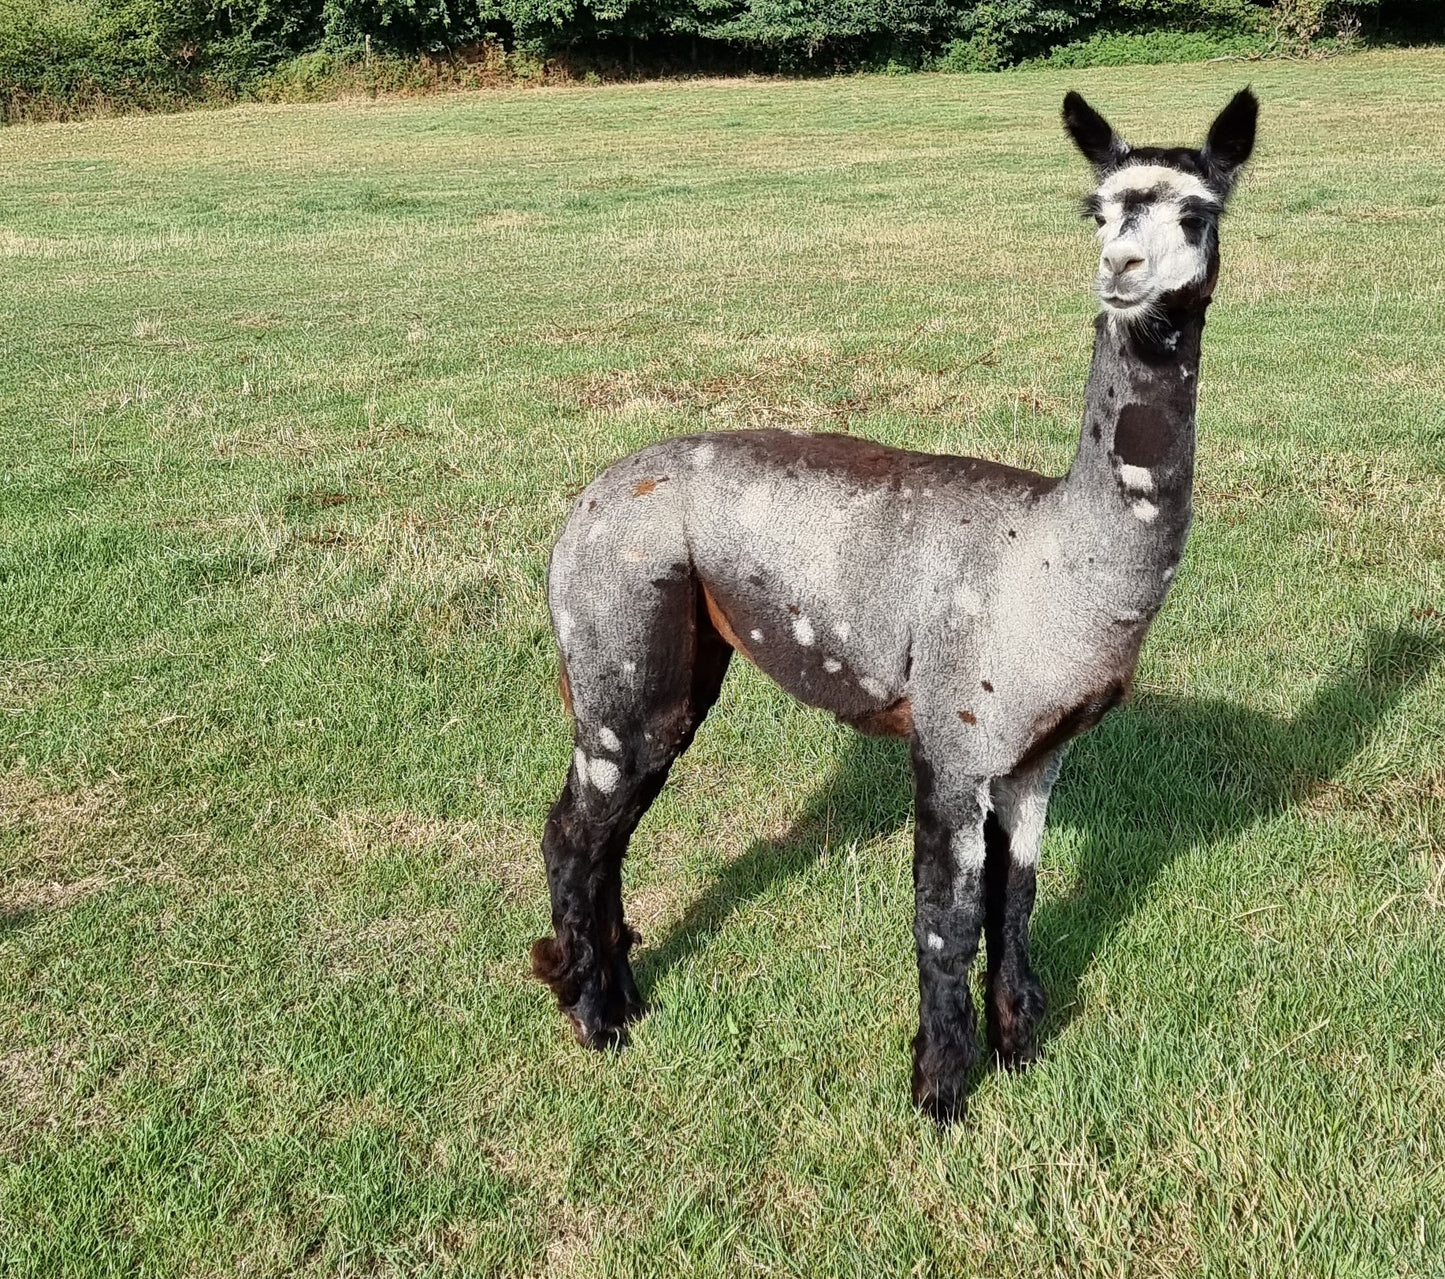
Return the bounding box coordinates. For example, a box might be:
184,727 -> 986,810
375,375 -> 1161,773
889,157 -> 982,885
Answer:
2,0 -> 1438,120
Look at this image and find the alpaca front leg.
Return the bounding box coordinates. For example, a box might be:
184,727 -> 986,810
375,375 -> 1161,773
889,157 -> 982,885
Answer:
909,748 -> 991,1124
985,750 -> 1062,1067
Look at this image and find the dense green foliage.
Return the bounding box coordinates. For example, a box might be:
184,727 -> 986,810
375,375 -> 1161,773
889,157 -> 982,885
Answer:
1,0 -> 1440,118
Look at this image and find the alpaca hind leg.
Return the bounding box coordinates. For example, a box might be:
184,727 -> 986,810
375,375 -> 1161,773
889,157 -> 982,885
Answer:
533,588 -> 732,1048
909,741 -> 991,1125
984,749 -> 1062,1067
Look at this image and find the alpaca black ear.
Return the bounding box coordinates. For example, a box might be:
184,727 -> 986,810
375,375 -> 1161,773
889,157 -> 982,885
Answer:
1062,91 -> 1128,175
1202,88 -> 1258,192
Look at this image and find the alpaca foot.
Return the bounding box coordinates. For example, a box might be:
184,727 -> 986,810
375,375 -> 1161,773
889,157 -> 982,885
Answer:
911,1038 -> 972,1126
986,973 -> 1046,1069
531,933 -> 644,1050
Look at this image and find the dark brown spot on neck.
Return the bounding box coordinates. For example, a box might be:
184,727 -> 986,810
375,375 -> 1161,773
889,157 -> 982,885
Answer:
1113,403 -> 1171,468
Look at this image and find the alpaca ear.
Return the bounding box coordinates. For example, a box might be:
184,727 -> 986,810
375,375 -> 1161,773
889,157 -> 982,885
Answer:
1202,88 -> 1258,192
1062,91 -> 1128,175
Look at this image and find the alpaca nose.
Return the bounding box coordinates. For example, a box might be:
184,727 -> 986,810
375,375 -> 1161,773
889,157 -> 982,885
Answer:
1101,242 -> 1145,277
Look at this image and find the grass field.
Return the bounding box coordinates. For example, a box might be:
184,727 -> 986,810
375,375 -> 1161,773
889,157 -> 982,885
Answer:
2,49 -> 1444,1276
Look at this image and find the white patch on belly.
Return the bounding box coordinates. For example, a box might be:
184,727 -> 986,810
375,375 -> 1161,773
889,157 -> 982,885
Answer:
1131,499 -> 1159,523
750,629 -> 764,643
597,726 -> 621,753
573,748 -> 589,787
1117,464 -> 1154,494
926,932 -> 943,951
823,658 -> 842,674
588,757 -> 620,793
792,615 -> 815,646
859,675 -> 888,700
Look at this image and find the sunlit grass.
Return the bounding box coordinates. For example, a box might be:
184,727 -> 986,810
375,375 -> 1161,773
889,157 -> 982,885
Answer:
2,50 -> 1444,1276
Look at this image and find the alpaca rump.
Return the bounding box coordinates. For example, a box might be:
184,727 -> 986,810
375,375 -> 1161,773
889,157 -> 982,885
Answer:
533,88 -> 1258,1122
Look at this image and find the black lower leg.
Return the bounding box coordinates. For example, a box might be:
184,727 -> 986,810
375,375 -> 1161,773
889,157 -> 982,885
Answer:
982,811 -> 1044,1067
909,758 -> 988,1125
531,765 -> 667,1048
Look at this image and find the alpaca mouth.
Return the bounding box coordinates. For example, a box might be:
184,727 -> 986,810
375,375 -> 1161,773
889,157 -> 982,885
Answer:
1099,287 -> 1149,308
1100,293 -> 1151,315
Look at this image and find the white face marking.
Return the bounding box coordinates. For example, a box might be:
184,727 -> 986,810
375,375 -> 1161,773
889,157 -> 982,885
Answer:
859,675 -> 887,700
588,757 -> 620,793
597,726 -> 621,753
926,932 -> 944,951
792,615 -> 814,646
1132,499 -> 1160,523
823,658 -> 842,674
1092,164 -> 1217,320
749,628 -> 764,643
573,748 -> 589,787
1117,464 -> 1155,495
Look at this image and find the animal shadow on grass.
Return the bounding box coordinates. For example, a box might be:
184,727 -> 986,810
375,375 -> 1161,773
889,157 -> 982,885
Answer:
634,626 -> 1439,1063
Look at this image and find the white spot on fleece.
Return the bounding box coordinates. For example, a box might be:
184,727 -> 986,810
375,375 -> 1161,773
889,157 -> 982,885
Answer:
835,621 -> 851,642
621,660 -> 637,676
573,748 -> 589,787
949,827 -> 987,872
926,932 -> 944,951
586,522 -> 608,544
859,675 -> 888,700
693,442 -> 715,467
953,584 -> 981,615
823,658 -> 842,674
624,547 -> 648,562
1162,566 -> 1176,582
737,482 -> 773,530
588,757 -> 620,793
1117,464 -> 1155,495
597,726 -> 621,753
556,611 -> 574,644
750,629 -> 764,643
792,615 -> 814,646
1132,499 -> 1159,523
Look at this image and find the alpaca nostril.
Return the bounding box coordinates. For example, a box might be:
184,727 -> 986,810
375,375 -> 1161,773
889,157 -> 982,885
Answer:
1101,244 -> 1145,276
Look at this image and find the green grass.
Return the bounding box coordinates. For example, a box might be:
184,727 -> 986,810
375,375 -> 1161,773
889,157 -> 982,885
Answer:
2,49 -> 1444,1277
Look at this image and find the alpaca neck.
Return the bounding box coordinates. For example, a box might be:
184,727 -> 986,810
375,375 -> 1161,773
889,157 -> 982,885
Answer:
1063,302 -> 1206,549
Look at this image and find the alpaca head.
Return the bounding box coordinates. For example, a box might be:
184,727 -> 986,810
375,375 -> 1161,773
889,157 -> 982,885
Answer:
1063,88 -> 1258,323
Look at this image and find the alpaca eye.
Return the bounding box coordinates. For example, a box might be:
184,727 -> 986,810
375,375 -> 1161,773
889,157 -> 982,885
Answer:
1180,215 -> 1205,235
1093,215 -> 1106,228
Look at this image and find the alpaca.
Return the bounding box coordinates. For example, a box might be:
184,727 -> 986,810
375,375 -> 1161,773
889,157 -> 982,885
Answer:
531,88 -> 1258,1122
